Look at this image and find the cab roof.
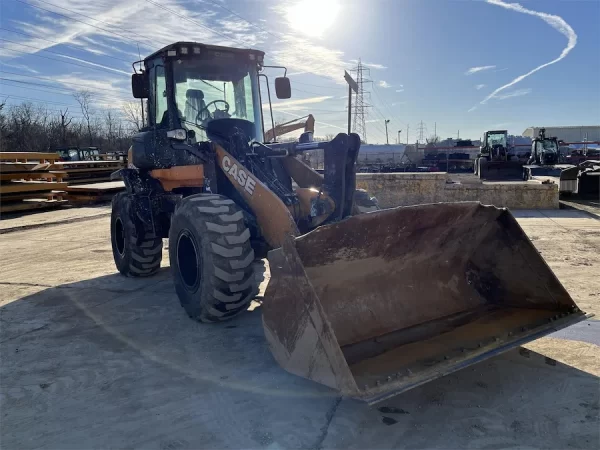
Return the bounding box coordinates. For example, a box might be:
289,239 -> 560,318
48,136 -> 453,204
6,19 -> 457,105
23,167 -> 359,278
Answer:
144,41 -> 265,61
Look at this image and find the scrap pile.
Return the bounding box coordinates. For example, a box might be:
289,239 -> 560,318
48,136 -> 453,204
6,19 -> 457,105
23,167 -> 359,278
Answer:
45,159 -> 126,205
65,181 -> 125,204
45,160 -> 124,185
0,152 -> 68,213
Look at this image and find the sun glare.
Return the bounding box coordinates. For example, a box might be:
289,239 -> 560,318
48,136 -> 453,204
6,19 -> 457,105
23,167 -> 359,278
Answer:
285,0 -> 340,37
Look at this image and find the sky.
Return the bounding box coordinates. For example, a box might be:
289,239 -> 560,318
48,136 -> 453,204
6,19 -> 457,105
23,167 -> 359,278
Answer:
0,0 -> 599,143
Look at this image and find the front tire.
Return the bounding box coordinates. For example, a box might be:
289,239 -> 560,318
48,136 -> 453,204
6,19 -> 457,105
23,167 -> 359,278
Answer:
111,192 -> 163,277
169,194 -> 258,323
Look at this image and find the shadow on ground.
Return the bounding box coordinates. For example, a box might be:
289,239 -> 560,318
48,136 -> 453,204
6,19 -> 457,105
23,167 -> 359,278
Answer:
1,268 -> 598,449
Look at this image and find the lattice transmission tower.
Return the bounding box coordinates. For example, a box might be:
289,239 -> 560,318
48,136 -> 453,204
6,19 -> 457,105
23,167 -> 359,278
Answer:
350,59 -> 372,143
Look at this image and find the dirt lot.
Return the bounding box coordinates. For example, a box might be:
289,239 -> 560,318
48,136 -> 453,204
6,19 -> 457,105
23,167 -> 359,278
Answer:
1,206 -> 599,449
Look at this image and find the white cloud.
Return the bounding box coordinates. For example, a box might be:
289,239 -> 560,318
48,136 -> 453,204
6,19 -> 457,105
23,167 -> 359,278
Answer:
378,80 -> 391,88
0,62 -> 39,74
468,106 -> 478,113
475,84 -> 486,90
391,102 -> 406,106
480,0 -> 577,104
494,88 -> 532,100
265,96 -> 334,110
57,54 -> 130,75
275,109 -> 345,130
350,59 -> 387,70
465,65 -> 496,75
395,89 -> 404,93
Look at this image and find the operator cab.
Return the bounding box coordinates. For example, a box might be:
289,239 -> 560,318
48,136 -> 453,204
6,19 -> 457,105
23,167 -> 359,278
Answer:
132,42 -> 290,146
529,128 -> 559,165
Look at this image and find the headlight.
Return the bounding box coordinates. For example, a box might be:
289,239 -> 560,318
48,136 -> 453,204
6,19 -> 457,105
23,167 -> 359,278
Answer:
167,129 -> 187,141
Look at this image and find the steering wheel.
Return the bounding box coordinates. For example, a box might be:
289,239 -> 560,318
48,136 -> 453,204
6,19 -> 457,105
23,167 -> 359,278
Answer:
196,100 -> 230,123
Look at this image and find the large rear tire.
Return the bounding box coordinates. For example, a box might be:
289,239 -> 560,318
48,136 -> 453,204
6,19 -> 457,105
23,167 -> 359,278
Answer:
169,194 -> 258,323
111,192 -> 163,277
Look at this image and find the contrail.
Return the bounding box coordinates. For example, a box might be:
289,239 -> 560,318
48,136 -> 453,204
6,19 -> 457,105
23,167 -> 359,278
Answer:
480,0 -> 577,104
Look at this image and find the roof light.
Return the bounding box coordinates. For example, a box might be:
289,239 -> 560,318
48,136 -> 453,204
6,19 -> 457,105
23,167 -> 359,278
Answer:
180,47 -> 188,55
193,47 -> 201,54
167,49 -> 177,56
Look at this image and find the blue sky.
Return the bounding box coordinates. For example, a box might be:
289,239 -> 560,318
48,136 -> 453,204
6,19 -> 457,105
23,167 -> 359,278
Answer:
1,0 -> 599,143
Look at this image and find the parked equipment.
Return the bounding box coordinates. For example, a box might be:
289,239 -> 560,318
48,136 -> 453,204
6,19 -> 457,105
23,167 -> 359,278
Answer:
264,114 -> 315,142
522,130 -> 600,195
110,42 -> 587,403
558,160 -> 600,197
475,130 -> 523,180
55,146 -> 102,161
527,128 -> 560,166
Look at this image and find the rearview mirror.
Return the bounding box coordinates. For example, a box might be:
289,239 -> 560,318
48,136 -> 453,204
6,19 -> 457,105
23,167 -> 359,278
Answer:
132,73 -> 149,99
275,77 -> 291,99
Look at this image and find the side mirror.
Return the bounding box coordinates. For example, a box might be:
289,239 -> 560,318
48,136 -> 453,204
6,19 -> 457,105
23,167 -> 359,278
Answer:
275,77 -> 291,99
132,73 -> 149,99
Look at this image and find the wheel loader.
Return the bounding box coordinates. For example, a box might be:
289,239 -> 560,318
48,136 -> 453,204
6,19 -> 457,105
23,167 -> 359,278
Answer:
111,42 -> 588,404
475,130 -> 523,180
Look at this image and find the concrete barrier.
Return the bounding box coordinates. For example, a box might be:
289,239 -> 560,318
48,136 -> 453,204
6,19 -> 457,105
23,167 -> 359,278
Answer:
356,172 -> 559,209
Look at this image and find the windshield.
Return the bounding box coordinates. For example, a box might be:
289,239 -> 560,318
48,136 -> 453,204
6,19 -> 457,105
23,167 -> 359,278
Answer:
540,139 -> 558,153
487,132 -> 507,147
173,59 -> 262,142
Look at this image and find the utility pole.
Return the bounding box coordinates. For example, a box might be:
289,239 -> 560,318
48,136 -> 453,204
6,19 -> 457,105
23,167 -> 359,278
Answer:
384,119 -> 390,145
417,121 -> 426,143
350,59 -> 372,143
397,129 -> 402,145
434,122 -> 437,140
406,124 -> 409,144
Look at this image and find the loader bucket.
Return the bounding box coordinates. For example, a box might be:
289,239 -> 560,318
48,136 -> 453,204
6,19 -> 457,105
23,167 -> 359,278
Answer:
262,202 -> 587,404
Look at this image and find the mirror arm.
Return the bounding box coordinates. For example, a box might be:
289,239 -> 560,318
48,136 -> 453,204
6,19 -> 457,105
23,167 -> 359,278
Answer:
259,73 -> 276,142
262,65 -> 287,77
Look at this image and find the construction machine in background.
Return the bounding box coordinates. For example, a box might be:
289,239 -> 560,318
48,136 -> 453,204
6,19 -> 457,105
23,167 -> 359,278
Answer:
264,114 -> 315,142
522,129 -> 600,196
110,41 -> 587,404
475,130 -> 523,180
522,128 -> 570,189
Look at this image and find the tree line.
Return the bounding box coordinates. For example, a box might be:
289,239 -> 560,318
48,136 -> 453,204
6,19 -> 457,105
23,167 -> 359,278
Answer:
0,91 -> 145,154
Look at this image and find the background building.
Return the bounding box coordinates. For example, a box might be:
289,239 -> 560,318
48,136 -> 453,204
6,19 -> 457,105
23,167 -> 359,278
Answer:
522,126 -> 600,143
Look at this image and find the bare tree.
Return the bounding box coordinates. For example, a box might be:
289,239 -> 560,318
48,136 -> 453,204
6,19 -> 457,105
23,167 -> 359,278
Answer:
122,101 -> 144,132
73,90 -> 95,146
426,134 -> 440,146
59,109 -> 73,146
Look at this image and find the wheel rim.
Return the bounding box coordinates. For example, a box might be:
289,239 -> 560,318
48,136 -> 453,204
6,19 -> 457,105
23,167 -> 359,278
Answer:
177,231 -> 200,290
115,217 -> 125,256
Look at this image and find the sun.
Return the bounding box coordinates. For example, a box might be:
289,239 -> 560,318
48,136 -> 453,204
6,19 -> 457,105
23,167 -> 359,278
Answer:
285,0 -> 340,37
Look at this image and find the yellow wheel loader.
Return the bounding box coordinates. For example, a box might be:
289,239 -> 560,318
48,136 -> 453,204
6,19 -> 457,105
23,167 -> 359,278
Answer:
111,42 -> 588,404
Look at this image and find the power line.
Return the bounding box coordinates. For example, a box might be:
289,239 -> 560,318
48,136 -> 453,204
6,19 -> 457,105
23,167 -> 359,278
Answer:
0,27 -> 132,64
206,0 -> 280,40
12,0 -> 165,47
0,39 -> 128,76
1,94 -> 80,107
292,80 -> 346,90
0,70 -> 129,92
143,0 -> 247,47
0,78 -> 130,103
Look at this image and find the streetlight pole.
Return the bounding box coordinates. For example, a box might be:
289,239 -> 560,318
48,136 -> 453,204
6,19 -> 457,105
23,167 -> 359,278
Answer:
397,129 -> 402,145
385,119 -> 390,145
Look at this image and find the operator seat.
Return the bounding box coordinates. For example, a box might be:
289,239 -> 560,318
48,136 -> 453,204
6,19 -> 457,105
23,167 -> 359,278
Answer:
185,89 -> 209,123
